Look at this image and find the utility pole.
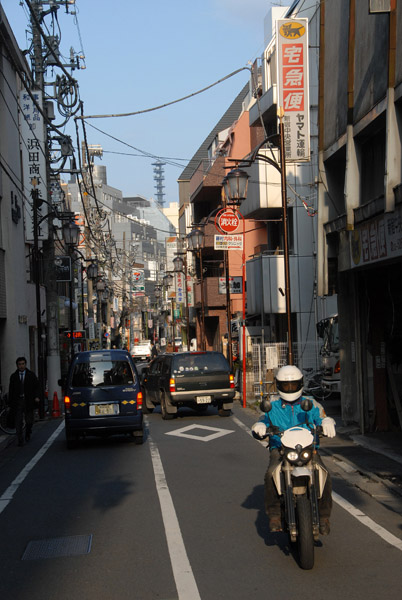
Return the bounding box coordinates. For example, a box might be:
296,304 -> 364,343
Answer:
29,0 -> 82,408
30,0 -> 61,415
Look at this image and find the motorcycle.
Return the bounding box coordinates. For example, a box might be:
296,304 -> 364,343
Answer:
259,397 -> 329,570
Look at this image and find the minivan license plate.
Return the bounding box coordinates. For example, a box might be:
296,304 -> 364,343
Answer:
90,404 -> 119,416
196,396 -> 211,404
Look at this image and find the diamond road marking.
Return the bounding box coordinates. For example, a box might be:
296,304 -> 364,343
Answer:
165,424 -> 235,442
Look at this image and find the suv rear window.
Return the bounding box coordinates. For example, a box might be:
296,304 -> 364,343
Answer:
71,358 -> 136,387
172,353 -> 229,374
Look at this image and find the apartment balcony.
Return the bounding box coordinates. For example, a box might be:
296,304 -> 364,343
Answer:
190,155 -> 226,204
249,85 -> 277,128
240,148 -> 282,219
246,253 -> 314,315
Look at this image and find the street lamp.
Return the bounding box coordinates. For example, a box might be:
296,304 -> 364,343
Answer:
62,220 -> 80,361
173,252 -> 191,351
163,273 -> 175,350
223,168 -> 249,407
187,228 -> 206,351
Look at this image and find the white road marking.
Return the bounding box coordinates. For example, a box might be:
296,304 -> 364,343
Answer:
233,414 -> 402,552
165,423 -> 234,442
0,421 -> 65,515
332,492 -> 402,551
148,436 -> 201,600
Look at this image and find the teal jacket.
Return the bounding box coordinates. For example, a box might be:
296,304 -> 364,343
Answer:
259,397 -> 322,449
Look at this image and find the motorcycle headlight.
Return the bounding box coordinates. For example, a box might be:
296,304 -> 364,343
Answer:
287,450 -> 299,462
300,449 -> 311,462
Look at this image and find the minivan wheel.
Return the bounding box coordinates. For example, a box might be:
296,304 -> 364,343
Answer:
160,392 -> 174,420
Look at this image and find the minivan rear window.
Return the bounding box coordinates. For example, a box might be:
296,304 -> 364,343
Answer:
71,359 -> 136,387
172,353 -> 229,374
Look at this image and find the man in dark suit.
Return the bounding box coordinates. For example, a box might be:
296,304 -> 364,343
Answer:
8,357 -> 41,446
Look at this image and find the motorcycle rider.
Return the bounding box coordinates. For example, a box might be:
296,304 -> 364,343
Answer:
252,365 -> 336,535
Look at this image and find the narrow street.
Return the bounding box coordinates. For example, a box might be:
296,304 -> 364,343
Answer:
0,403 -> 401,600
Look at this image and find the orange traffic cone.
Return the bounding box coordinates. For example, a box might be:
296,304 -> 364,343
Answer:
52,392 -> 61,418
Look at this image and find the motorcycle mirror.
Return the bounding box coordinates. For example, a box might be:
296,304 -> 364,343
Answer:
260,398 -> 272,413
300,398 -> 313,412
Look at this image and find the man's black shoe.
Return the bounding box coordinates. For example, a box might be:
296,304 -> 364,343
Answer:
18,438 -> 24,447
25,432 -> 31,442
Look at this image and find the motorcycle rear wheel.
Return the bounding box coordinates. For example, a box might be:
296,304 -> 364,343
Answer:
296,495 -> 314,570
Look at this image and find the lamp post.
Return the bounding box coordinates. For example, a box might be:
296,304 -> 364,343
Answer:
173,252 -> 190,351
62,220 -> 80,362
187,228 -> 206,351
222,168 -> 248,407
163,273 -> 175,349
154,286 -> 161,343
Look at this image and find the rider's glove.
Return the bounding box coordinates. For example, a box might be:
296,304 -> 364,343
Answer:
252,422 -> 267,439
322,417 -> 336,438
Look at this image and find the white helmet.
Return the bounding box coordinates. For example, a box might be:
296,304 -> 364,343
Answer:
275,365 -> 304,402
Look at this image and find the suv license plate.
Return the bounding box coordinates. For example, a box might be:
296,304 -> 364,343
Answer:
90,404 -> 119,416
196,396 -> 211,404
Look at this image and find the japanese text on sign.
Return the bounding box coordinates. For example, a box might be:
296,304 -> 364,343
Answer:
276,19 -> 310,161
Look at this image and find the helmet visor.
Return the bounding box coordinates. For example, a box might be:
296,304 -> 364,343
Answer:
277,380 -> 303,394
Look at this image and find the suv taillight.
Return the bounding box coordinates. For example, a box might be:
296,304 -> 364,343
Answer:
229,374 -> 235,389
169,378 -> 176,393
334,360 -> 341,374
64,395 -> 71,414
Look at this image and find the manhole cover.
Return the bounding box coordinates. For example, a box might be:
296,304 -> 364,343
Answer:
22,534 -> 92,560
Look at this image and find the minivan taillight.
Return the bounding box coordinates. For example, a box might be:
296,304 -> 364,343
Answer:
64,395 -> 71,414
169,378 -> 176,393
334,360 -> 341,374
137,390 -> 143,410
229,374 -> 235,389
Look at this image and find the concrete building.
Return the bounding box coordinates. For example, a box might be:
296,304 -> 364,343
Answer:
0,7 -> 46,389
318,1 -> 402,433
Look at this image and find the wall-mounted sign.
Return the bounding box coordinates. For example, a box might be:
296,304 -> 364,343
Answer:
276,18 -> 310,161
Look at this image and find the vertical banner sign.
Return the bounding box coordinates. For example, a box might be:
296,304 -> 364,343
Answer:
19,90 -> 48,240
276,18 -> 310,161
132,269 -> 145,297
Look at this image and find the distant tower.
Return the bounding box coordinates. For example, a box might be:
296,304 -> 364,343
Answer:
152,160 -> 166,207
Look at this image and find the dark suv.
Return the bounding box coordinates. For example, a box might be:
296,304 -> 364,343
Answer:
62,349 -> 144,447
142,351 -> 235,419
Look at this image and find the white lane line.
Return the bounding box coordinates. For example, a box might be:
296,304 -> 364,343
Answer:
332,492 -> 402,551
148,436 -> 201,600
0,421 -> 65,515
233,414 -> 402,552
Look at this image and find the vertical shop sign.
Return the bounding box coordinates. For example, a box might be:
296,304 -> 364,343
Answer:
276,18 -> 310,161
19,90 -> 48,240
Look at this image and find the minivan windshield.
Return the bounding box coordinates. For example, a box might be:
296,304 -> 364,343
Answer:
71,358 -> 136,387
172,353 -> 229,374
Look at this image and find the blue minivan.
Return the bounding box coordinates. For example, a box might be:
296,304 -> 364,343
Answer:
62,349 -> 144,448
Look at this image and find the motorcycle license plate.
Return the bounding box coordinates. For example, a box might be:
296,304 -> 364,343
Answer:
196,396 -> 211,404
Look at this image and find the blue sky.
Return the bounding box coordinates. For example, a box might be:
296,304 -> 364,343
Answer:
2,0 -> 276,205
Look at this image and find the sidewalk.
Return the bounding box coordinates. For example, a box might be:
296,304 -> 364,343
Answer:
320,397 -> 402,508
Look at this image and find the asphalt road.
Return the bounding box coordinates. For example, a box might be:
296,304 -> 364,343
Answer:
0,403 -> 401,600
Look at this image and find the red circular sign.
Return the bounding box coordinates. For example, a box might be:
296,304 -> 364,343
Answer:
217,210 -> 240,233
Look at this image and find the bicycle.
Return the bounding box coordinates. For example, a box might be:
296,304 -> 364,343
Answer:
0,392 -> 25,435
303,368 -> 332,401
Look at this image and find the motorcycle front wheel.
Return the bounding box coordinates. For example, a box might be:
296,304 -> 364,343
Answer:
296,495 -> 314,570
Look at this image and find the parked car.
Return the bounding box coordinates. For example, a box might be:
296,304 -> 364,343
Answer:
142,351 -> 235,419
61,349 -> 144,448
131,340 -> 152,362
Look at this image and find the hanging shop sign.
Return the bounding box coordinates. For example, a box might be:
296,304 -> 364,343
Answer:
276,18 -> 310,161
55,256 -> 72,282
218,277 -> 243,294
